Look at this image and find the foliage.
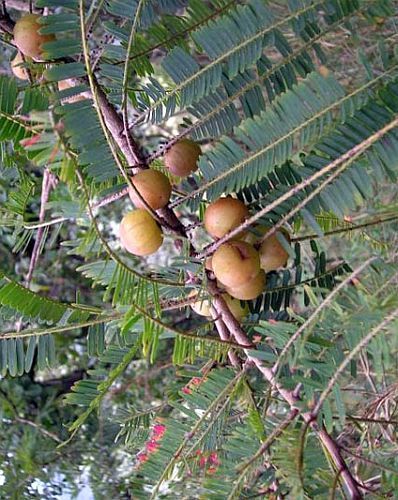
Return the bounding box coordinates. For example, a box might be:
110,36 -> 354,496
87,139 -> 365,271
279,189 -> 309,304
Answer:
0,0 -> 397,498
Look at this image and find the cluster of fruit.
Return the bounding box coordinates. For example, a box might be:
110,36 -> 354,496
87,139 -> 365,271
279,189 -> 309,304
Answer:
204,198 -> 290,301
10,14 -> 85,102
10,14 -> 290,321
190,198 -> 290,319
119,140 -> 201,255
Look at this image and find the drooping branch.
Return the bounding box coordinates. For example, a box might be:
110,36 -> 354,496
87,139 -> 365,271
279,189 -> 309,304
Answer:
208,279 -> 363,499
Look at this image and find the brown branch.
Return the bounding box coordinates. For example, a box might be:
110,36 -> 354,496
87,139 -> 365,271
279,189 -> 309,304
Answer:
207,278 -> 363,499
25,169 -> 57,287
91,186 -> 130,209
95,82 -> 146,170
209,305 -> 241,369
237,409 -> 299,473
5,0 -> 37,12
0,3 -> 13,33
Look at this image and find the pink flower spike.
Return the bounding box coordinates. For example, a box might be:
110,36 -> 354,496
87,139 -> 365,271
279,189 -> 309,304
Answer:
182,386 -> 192,394
153,424 -> 166,439
146,440 -> 159,453
191,377 -> 202,385
207,466 -> 218,475
209,452 -> 220,466
199,456 -> 208,468
137,452 -> 149,463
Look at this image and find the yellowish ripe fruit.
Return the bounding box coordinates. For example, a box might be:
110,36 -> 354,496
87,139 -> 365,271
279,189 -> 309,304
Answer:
189,291 -> 211,317
58,79 -> 86,103
223,294 -> 249,321
318,65 -> 330,78
227,270 -> 266,300
11,52 -> 29,80
164,139 -> 201,178
119,210 -> 163,256
14,14 -> 55,59
259,231 -> 290,272
189,291 -> 248,321
212,241 -> 260,288
129,169 -> 172,210
204,197 -> 249,239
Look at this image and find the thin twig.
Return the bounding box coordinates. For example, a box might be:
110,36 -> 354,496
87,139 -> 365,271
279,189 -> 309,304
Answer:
271,256 -> 377,375
291,214 -> 398,242
237,409 -> 299,473
208,280 -> 363,499
210,305 -> 241,369
312,308 -> 398,417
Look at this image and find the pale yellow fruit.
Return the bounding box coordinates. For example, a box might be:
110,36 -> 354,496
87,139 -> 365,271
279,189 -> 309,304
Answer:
164,139 -> 201,178
204,197 -> 249,239
129,169 -> 172,210
189,291 -> 248,321
11,52 -> 29,80
119,210 -> 163,256
189,291 -> 211,317
223,294 -> 249,321
212,241 -> 260,288
14,14 -> 55,59
227,271 -> 266,300
318,65 -> 330,78
259,231 -> 290,272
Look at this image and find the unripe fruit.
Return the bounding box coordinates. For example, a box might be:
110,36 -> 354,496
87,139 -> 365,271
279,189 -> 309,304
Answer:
189,291 -> 248,321
11,52 -> 29,80
227,270 -> 266,300
119,210 -> 163,256
212,241 -> 260,288
58,79 -> 86,103
259,230 -> 290,272
164,139 -> 201,178
129,169 -> 172,210
13,14 -> 55,59
204,197 -> 249,239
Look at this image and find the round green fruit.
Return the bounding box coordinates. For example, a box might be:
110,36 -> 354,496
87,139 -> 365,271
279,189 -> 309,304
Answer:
223,294 -> 249,321
189,291 -> 248,321
189,290 -> 211,317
